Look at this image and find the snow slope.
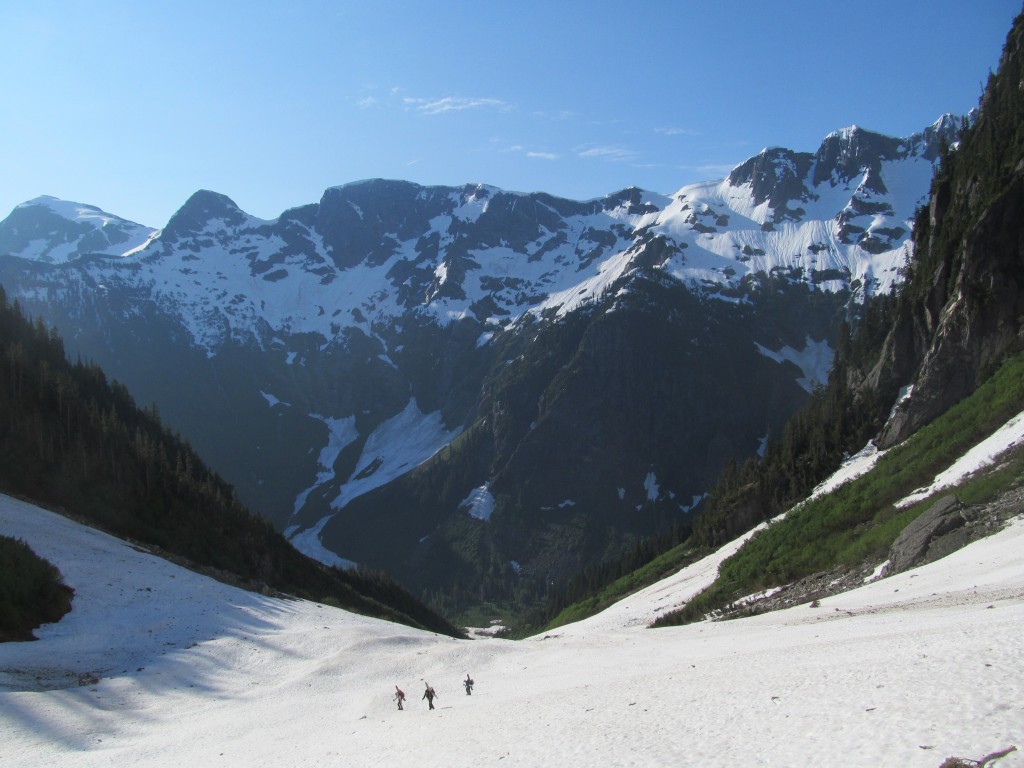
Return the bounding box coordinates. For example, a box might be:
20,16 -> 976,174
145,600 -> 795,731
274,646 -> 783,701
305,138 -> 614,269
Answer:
2,418 -> 1023,768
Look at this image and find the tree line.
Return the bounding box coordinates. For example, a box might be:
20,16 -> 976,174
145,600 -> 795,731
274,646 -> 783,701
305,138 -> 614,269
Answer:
0,286 -> 463,638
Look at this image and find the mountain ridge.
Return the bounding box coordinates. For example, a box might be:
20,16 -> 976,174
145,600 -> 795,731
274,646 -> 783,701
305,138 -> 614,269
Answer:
0,115 -> 961,614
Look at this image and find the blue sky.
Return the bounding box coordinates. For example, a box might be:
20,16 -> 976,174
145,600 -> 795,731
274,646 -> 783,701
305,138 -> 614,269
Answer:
1,1 -> 1019,228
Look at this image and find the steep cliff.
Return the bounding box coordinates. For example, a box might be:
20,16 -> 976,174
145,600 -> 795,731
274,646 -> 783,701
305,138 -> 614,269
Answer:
873,12 -> 1024,447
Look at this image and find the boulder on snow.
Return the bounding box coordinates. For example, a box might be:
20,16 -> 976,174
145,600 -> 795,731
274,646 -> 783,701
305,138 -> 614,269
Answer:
885,495 -> 966,575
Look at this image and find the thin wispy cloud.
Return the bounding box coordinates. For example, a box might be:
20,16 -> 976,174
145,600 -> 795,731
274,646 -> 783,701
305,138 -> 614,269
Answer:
655,126 -> 698,136
404,96 -> 513,115
499,144 -> 558,160
576,144 -> 637,162
356,96 -> 379,110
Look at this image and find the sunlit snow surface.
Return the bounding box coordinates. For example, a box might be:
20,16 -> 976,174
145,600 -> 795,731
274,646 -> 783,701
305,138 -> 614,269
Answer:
329,398 -> 462,512
285,399 -> 462,563
2,413 -> 1023,767
896,411 -> 1024,508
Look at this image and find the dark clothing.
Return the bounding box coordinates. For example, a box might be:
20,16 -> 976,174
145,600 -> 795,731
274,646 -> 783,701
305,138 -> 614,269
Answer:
422,685 -> 437,710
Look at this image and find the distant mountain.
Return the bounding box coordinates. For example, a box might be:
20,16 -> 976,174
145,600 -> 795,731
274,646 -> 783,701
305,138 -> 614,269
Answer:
0,116 -> 959,614
0,196 -> 156,263
3,116 -> 956,347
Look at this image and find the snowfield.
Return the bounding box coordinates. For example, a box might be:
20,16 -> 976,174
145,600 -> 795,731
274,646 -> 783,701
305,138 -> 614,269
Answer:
2,448 -> 1023,767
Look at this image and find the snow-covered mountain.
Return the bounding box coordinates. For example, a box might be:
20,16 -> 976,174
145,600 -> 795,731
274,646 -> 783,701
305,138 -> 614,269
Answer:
0,196 -> 157,264
2,117 -> 955,349
0,116 -> 959,607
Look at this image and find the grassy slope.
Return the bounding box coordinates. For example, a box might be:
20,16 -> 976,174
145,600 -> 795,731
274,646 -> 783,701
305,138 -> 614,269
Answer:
539,543 -> 705,632
652,351 -> 1024,626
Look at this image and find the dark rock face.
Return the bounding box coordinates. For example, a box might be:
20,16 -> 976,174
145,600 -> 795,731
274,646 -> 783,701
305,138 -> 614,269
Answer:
873,15 -> 1024,449
728,148 -> 814,219
161,190 -> 249,244
811,127 -> 903,193
882,177 -> 1024,447
316,180 -> 434,269
884,482 -> 1024,577
884,496 -> 966,574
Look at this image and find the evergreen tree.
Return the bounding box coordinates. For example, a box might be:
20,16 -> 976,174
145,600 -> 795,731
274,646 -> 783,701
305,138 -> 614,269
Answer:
0,293 -> 463,638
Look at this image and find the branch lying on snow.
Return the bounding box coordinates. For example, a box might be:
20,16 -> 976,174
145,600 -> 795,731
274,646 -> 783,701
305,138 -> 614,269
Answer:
938,744 -> 1017,768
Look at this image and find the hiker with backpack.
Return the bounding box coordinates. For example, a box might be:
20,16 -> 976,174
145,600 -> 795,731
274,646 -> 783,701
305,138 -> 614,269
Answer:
463,674 -> 474,695
394,685 -> 406,710
422,682 -> 438,710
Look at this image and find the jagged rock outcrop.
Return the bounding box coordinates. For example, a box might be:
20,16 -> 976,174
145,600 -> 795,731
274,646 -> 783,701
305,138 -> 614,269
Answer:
879,179 -> 1024,446
884,495 -> 966,574
161,190 -> 250,243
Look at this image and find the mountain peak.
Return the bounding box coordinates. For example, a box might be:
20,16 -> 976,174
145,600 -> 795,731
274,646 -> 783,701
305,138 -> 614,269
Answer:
825,124 -> 867,141
0,114 -> 967,607
0,195 -> 155,262
16,195 -> 128,225
161,189 -> 250,243
726,146 -> 814,211
600,186 -> 667,216
930,112 -> 961,133
179,189 -> 245,218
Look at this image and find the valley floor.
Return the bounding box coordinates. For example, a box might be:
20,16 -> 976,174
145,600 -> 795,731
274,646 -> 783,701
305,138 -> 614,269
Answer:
1,493 -> 1022,768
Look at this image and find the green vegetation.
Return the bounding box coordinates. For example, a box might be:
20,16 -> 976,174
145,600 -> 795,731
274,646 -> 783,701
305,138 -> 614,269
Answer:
0,536 -> 73,641
539,540 -> 703,632
692,291 -> 899,551
0,287 -> 463,638
652,350 -> 1024,627
518,524 -> 693,634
